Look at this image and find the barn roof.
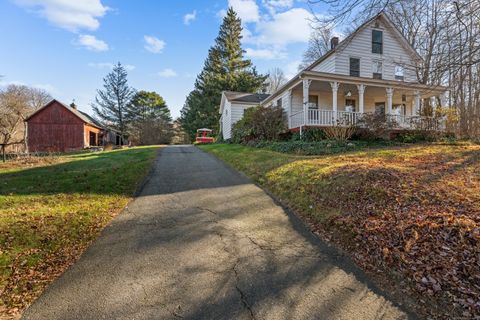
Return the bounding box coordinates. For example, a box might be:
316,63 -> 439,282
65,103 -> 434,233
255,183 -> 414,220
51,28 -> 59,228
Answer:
26,99 -> 104,129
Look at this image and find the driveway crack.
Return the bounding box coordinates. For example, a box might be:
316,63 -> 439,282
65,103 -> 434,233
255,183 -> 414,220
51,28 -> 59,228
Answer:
233,262 -> 257,320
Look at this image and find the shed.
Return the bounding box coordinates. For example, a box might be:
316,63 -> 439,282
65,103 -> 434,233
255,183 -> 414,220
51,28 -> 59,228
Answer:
25,99 -> 104,152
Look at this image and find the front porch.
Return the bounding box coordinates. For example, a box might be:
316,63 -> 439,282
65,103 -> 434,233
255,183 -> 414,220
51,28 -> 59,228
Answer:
290,109 -> 445,131
271,72 -> 448,131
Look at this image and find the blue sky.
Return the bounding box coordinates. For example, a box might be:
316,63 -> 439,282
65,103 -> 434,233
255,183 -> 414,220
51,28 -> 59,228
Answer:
0,0 -> 328,118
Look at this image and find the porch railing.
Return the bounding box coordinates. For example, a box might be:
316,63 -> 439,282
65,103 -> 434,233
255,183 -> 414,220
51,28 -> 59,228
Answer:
290,110 -> 304,129
294,109 -> 363,127
289,109 -> 446,131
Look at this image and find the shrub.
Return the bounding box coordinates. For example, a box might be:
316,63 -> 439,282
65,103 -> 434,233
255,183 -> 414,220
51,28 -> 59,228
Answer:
357,113 -> 395,140
323,126 -> 356,141
294,128 -> 326,142
232,106 -> 287,144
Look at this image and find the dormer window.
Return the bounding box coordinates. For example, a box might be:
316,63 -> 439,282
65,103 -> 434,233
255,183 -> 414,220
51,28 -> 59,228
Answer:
372,60 -> 382,79
395,65 -> 404,80
372,30 -> 383,54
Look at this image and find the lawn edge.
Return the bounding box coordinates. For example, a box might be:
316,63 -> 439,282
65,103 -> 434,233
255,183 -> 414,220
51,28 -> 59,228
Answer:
196,145 -> 418,319
18,147 -> 163,318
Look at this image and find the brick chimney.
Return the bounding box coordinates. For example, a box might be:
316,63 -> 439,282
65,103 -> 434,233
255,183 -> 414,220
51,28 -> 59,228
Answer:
330,37 -> 339,50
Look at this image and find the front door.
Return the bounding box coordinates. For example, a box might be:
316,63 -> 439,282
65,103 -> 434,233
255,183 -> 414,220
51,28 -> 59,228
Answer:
375,102 -> 385,115
89,132 -> 97,146
345,99 -> 356,112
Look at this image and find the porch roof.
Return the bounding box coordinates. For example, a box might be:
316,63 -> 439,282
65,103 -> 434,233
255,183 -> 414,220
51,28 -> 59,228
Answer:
260,70 -> 448,106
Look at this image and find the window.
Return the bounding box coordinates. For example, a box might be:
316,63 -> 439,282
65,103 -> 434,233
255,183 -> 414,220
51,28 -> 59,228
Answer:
395,65 -> 404,80
372,60 -> 382,79
345,99 -> 356,112
349,58 -> 360,77
308,95 -> 318,108
375,102 -> 385,115
372,30 -> 383,54
277,98 -> 282,108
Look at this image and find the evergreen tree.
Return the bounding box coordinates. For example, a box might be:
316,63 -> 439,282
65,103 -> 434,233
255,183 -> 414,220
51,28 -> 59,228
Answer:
92,62 -> 135,139
180,8 -> 267,139
126,91 -> 173,145
127,90 -> 171,123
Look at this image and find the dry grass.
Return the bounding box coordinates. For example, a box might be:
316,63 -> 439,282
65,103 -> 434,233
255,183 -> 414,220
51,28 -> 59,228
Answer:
0,147 -> 160,318
201,142 -> 480,318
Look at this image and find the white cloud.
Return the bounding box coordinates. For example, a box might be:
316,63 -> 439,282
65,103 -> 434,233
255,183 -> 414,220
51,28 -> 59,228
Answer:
262,0 -> 294,14
217,2 -> 314,61
87,62 -> 135,71
14,0 -> 108,32
284,60 -> 301,79
245,48 -> 286,60
254,8 -> 313,46
263,0 -> 294,8
144,35 -> 165,54
158,69 -> 177,78
183,10 -> 196,25
226,0 -> 260,23
76,34 -> 108,51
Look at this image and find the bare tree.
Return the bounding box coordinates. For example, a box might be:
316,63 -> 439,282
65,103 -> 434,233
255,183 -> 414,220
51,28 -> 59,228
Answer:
300,26 -> 333,69
0,85 -> 52,159
265,68 -> 287,94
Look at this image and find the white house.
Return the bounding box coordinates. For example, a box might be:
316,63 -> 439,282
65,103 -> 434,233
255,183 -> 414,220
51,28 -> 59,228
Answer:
219,12 -> 448,140
219,91 -> 270,140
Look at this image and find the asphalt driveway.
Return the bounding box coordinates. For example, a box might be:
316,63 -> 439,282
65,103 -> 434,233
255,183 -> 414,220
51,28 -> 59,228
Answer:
23,145 -> 411,320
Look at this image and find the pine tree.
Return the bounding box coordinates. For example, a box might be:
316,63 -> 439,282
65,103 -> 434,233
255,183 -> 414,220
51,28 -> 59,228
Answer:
126,91 -> 173,145
92,62 -> 135,139
127,91 -> 171,123
180,8 -> 267,139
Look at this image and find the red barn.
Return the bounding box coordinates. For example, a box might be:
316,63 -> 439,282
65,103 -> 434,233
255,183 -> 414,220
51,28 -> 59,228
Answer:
25,99 -> 104,152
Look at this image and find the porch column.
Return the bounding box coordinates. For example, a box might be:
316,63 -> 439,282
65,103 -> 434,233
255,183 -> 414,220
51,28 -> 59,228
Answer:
302,79 -> 311,126
330,81 -> 339,123
357,84 -> 366,113
386,87 -> 394,115
414,90 -> 421,115
286,89 -> 292,128
439,91 -> 447,108
430,96 -> 437,115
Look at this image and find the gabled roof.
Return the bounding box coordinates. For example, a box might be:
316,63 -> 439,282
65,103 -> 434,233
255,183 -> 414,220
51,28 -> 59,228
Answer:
25,99 -> 104,129
219,91 -> 270,114
223,91 -> 270,103
307,12 -> 423,72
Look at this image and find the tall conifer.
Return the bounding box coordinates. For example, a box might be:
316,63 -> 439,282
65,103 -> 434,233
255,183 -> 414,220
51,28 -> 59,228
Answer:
181,8 -> 266,139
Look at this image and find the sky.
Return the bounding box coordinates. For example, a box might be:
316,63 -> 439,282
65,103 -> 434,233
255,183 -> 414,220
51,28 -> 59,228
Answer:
0,0 -> 330,119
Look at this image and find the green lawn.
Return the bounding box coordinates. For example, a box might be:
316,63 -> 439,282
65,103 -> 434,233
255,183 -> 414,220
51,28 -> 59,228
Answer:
0,146 -> 160,317
200,143 -> 480,318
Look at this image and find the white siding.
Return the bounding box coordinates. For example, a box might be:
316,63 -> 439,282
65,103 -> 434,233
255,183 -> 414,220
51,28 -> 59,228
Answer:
221,100 -> 232,140
334,19 -> 417,82
223,103 -> 257,140
231,103 -> 249,124
312,54 -> 336,73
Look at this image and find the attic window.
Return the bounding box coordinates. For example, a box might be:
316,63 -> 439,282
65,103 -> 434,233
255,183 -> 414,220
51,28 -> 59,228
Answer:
372,60 -> 382,79
395,65 -> 404,80
349,58 -> 360,77
372,30 -> 383,54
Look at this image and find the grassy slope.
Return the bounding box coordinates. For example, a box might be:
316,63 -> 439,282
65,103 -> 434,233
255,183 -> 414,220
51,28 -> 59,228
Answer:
200,143 -> 480,318
0,146 -> 160,316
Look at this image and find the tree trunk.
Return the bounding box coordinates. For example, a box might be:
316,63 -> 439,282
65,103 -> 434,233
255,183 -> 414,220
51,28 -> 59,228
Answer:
1,145 -> 5,163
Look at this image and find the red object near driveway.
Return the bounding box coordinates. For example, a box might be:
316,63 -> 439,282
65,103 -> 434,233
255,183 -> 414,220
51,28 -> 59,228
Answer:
195,128 -> 215,144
